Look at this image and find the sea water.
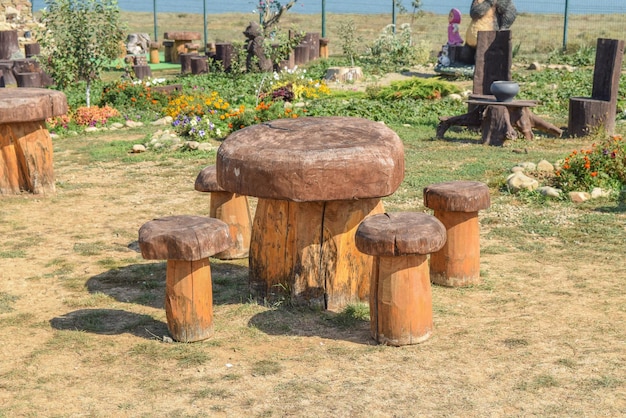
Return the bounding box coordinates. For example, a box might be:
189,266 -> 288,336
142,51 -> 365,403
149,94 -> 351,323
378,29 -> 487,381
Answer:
30,0 -> 626,16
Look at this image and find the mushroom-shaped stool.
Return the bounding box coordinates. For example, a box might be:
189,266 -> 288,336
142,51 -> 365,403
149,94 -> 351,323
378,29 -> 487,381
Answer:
355,212 -> 446,346
423,181 -> 491,287
138,215 -> 232,342
195,165 -> 253,260
217,117 -> 405,311
0,88 -> 68,195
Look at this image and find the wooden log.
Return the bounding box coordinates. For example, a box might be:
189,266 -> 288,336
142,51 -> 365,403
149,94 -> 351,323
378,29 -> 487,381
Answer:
214,43 -> 233,72
15,72 -> 41,88
294,44 -> 309,65
481,105 -> 517,146
473,30 -> 512,95
133,65 -> 152,80
319,38 -> 329,59
0,121 -> 55,195
24,43 -> 40,58
165,258 -> 214,342
249,197 -> 384,311
568,98 -> 612,137
424,181 -> 491,287
190,56 -> 208,75
304,32 -> 320,61
372,254 -> 433,346
194,165 -> 252,260
180,53 -> 197,74
162,39 -> 174,62
0,30 -> 20,60
0,60 -> 17,87
149,41 -> 160,64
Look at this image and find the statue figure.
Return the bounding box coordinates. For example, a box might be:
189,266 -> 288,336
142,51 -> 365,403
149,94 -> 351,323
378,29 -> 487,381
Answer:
243,21 -> 273,72
447,8 -> 464,46
465,0 -> 517,48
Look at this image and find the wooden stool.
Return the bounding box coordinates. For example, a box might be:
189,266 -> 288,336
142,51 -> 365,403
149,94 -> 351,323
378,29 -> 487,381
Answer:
355,212 -> 446,346
423,181 -> 490,287
138,215 -> 232,342
149,41 -> 160,64
195,165 -> 252,260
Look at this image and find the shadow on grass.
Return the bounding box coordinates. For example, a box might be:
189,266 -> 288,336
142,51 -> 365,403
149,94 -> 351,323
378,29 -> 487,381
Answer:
50,309 -> 168,340
85,260 -> 250,309
248,306 -> 374,346
594,202 -> 626,213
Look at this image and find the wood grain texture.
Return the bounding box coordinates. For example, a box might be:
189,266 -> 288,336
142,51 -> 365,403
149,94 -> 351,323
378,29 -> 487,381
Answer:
138,215 -> 232,261
165,258 -> 214,342
0,88 -> 68,124
249,197 -> 383,311
216,116 -> 405,202
355,212 -> 446,257
209,191 -> 252,260
423,181 -> 490,213
371,254 -> 433,346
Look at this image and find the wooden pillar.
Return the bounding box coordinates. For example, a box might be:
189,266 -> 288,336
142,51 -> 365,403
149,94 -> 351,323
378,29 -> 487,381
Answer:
149,41 -> 160,64
304,32 -> 320,61
24,43 -> 40,58
180,53 -> 197,74
162,40 -> 174,62
215,43 -> 233,72
0,30 -> 20,60
249,197 -> 383,311
371,254 -> 433,346
165,258 -> 214,343
0,121 -> 55,195
319,38 -> 329,59
191,56 -> 208,74
294,44 -> 309,66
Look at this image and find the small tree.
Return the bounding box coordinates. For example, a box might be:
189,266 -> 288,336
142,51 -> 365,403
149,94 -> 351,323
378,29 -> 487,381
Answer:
257,0 -> 297,33
35,0 -> 127,107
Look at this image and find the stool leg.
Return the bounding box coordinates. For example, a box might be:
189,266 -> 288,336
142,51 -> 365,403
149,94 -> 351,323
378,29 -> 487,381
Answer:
430,210 -> 481,287
165,258 -> 213,342
371,254 -> 433,346
210,191 -> 252,260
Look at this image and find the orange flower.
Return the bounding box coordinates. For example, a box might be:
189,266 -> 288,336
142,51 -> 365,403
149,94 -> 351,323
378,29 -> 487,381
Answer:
590,172 -> 598,177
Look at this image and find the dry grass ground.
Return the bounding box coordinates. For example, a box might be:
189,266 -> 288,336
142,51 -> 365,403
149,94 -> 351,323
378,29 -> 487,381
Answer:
0,121 -> 625,416
110,11 -> 626,61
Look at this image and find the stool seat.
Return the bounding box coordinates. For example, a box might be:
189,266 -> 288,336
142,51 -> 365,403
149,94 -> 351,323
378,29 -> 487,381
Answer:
423,181 -> 490,213
138,215 -> 231,261
355,212 -> 446,257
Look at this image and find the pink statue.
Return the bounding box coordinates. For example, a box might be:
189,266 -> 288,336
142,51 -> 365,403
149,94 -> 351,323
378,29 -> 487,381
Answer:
447,8 -> 464,46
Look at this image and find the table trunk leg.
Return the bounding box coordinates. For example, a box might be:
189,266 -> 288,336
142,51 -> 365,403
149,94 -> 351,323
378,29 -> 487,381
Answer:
0,121 -> 55,195
249,197 -> 384,311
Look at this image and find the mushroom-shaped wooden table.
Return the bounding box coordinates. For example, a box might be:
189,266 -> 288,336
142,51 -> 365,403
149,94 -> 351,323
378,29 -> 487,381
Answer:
216,117 -> 405,311
0,88 -> 68,195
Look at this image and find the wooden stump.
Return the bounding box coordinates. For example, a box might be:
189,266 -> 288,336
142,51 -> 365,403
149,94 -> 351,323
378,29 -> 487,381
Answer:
0,30 -> 20,60
0,60 -> 16,87
180,53 -> 197,74
215,43 -> 233,72
424,181 -> 491,287
138,215 -> 232,342
355,212 -> 447,346
319,38 -> 329,59
249,197 -> 384,310
133,65 -> 152,80
149,41 -> 160,64
24,43 -> 40,58
0,89 -> 68,195
190,56 -> 208,75
162,40 -> 174,62
195,165 -> 252,260
294,44 -> 309,65
305,32 -> 320,61
15,72 -> 41,88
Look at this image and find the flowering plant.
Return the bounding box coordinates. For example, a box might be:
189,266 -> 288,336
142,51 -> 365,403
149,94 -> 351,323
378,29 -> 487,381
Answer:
100,78 -> 168,111
553,135 -> 626,194
172,113 -> 229,141
264,66 -> 331,102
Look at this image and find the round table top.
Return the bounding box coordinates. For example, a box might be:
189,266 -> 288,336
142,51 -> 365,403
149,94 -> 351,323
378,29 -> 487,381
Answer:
0,88 -> 68,124
216,116 -> 405,202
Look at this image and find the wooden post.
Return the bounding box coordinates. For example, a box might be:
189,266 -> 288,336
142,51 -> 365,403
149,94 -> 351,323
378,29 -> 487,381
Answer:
304,32 -> 320,61
190,56 -> 208,75
162,40 -> 174,62
24,43 -> 40,58
424,181 -> 491,287
133,65 -> 152,80
215,43 -> 233,72
165,258 -> 214,342
294,44 -> 309,65
149,41 -> 160,64
179,53 -> 197,74
319,38 -> 329,59
0,30 -> 20,60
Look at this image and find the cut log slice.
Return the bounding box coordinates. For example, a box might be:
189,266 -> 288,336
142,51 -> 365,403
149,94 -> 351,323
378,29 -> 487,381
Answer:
138,215 -> 232,261
355,212 -> 447,257
423,181 -> 491,213
216,116 -> 405,202
194,165 -> 223,192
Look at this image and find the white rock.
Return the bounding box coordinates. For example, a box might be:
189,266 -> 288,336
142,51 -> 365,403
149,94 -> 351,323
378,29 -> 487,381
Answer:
125,120 -> 144,128
538,186 -> 561,198
507,171 -> 539,193
448,93 -> 463,101
569,191 -> 590,203
111,122 -> 125,129
536,159 -> 554,172
198,143 -> 215,152
186,141 -> 200,150
528,62 -> 543,71
516,162 -> 536,171
84,126 -> 98,133
132,144 -> 146,153
151,116 -> 173,126
591,187 -> 611,199
511,166 -> 525,173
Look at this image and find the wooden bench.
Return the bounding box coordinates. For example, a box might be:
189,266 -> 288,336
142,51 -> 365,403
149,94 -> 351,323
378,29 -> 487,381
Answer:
138,215 -> 232,342
355,212 -> 446,346
568,38 -> 624,137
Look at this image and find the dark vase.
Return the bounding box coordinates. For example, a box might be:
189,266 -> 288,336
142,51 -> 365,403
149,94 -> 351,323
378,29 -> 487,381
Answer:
490,81 -> 520,102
